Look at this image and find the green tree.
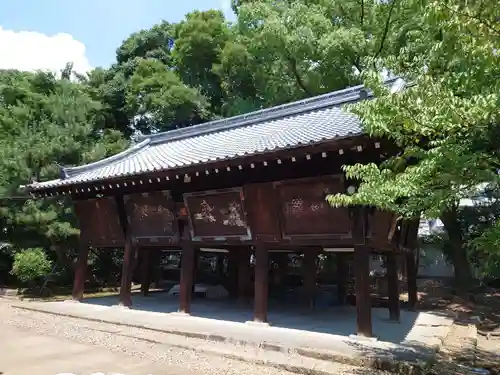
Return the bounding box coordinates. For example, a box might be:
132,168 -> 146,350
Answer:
327,0 -> 500,293
77,66 -> 133,137
116,21 -> 175,67
0,69 -> 127,278
173,10 -> 230,113
218,0 -> 413,113
125,58 -> 212,133
11,248 -> 52,285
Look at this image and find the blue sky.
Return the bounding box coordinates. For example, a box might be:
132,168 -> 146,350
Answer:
0,0 -> 233,71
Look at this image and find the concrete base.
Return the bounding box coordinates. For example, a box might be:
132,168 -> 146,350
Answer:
171,311 -> 191,317
13,294 -> 455,375
63,299 -> 80,303
245,320 -> 270,327
13,299 -> 454,375
348,334 -> 378,343
113,303 -> 131,309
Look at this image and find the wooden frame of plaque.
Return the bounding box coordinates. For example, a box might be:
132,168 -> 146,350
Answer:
124,190 -> 179,245
274,175 -> 352,241
183,187 -> 252,242
74,197 -> 125,247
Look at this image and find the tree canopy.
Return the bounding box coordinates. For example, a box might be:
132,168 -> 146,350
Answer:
0,0 -> 498,289
327,0 -> 500,290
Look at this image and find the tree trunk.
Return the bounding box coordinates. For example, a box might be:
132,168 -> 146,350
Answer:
53,244 -> 75,270
450,241 -> 473,295
441,207 -> 473,297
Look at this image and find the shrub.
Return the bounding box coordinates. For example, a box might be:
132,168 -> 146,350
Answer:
10,248 -> 52,284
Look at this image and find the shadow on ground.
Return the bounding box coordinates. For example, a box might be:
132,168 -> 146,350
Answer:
429,334 -> 500,375
417,284 -> 500,375
83,292 -> 420,344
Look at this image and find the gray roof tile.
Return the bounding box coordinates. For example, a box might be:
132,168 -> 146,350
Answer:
26,78 -> 405,191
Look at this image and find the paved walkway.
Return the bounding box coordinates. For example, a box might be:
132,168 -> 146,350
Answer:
14,299 -> 454,367
0,324 -> 193,375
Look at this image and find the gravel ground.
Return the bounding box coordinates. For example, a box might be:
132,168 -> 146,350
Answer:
0,299 -> 382,375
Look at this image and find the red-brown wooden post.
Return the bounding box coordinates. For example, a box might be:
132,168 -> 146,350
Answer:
402,219 -> 419,311
118,239 -> 135,307
275,253 -> 288,284
227,249 -> 239,298
253,244 -> 269,323
72,243 -> 89,301
140,248 -> 151,296
179,241 -> 195,314
192,248 -> 199,295
354,246 -> 372,336
217,253 -> 225,278
406,251 -> 418,310
303,249 -> 318,309
386,251 -> 400,322
336,252 -> 348,305
238,249 -> 252,300
352,206 -> 373,337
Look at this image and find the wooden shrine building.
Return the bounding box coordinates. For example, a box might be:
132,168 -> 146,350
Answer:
23,78 -> 419,337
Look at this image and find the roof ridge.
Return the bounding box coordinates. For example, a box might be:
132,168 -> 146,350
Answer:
56,77 -> 404,181
148,89 -> 366,145
140,77 -> 402,145
138,83 -> 372,144
63,139 -> 151,178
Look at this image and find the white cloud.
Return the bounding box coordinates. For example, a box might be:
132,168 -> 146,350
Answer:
0,26 -> 92,74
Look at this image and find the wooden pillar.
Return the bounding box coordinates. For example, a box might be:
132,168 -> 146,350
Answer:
386,251 -> 400,322
227,250 -> 239,298
191,249 -> 199,295
253,244 -> 269,323
354,245 -> 372,336
72,243 -> 90,301
179,242 -> 195,314
336,252 -> 348,305
302,249 -> 318,309
238,249 -> 252,300
217,253 -> 225,278
151,249 -> 162,288
274,253 -> 288,297
406,251 -> 418,310
140,248 -> 151,296
351,205 -> 373,337
118,240 -> 135,307
275,253 -> 288,281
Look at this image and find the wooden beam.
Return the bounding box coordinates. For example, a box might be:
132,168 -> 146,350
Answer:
253,244 -> 269,323
237,248 -> 252,300
71,243 -> 89,301
302,249 -> 318,310
179,242 -> 195,314
118,239 -> 135,307
227,249 -> 239,298
354,245 -> 372,337
115,194 -> 135,307
336,252 -> 348,305
217,253 -> 225,279
406,251 -> 418,310
386,251 -> 400,322
35,135 -> 392,199
140,248 -> 151,296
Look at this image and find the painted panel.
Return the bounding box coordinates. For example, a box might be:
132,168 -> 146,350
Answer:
124,191 -> 179,245
275,176 -> 351,240
184,188 -> 251,241
74,197 -> 125,247
244,183 -> 281,242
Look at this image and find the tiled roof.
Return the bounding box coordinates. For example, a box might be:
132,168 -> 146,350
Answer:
26,78 -> 406,191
